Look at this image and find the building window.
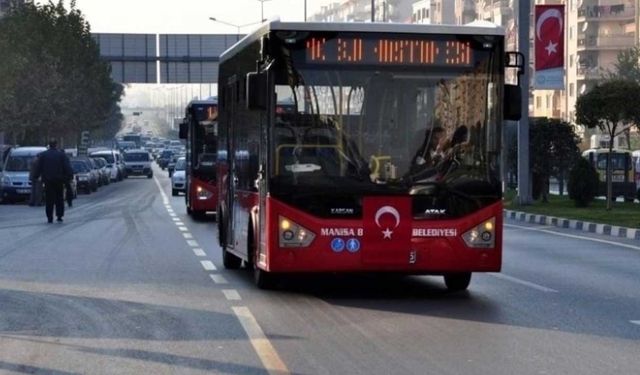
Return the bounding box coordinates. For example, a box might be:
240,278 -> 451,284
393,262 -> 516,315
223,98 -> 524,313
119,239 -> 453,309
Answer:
536,97 -> 542,109
570,83 -> 575,97
546,96 -> 550,109
570,55 -> 574,68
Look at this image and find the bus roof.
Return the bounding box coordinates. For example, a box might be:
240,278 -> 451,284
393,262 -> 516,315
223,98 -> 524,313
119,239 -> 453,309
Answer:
220,19 -> 505,63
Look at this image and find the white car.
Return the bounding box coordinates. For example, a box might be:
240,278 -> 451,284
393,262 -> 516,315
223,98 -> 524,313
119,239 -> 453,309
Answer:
171,157 -> 186,196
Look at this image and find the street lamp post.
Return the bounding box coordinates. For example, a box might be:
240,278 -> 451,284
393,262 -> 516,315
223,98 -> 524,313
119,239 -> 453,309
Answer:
257,0 -> 271,22
208,17 -> 265,41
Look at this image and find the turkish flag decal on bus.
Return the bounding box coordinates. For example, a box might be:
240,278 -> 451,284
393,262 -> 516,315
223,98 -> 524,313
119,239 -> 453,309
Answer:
362,196 -> 412,265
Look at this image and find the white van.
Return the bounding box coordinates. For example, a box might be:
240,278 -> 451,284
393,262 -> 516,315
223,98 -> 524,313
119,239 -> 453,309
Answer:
0,146 -> 47,202
122,149 -> 153,178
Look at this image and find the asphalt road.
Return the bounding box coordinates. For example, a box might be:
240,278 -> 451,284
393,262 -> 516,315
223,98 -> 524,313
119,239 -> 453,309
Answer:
0,165 -> 639,374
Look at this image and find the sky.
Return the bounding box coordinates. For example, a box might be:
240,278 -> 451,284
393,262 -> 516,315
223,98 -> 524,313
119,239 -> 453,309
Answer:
53,0 -> 336,34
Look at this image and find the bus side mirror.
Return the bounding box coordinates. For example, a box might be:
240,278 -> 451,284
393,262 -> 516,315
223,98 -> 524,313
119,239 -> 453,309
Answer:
247,72 -> 267,110
504,84 -> 522,121
179,122 -> 188,140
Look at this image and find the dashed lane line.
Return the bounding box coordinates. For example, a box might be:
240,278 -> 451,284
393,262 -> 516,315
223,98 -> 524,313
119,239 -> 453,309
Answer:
193,248 -> 207,257
222,289 -> 242,301
183,233 -> 193,239
187,240 -> 200,247
210,274 -> 229,284
489,272 -> 558,293
631,321 -> 640,326
232,306 -> 290,375
201,260 -> 217,271
178,226 -> 188,231
172,218 -> 180,221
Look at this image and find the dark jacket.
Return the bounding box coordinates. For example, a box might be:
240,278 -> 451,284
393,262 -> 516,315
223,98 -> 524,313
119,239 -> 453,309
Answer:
37,149 -> 73,183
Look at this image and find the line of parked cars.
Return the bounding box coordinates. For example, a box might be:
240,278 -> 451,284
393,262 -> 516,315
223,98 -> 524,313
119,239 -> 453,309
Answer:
0,146 -> 155,203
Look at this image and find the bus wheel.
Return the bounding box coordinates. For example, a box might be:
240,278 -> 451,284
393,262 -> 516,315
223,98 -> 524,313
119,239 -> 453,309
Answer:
444,272 -> 471,292
222,247 -> 242,270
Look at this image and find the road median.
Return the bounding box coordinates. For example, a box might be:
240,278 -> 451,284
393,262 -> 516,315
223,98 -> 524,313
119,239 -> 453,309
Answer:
504,192 -> 640,240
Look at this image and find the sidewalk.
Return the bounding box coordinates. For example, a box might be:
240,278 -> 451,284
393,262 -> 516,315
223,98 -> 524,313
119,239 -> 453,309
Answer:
504,209 -> 640,240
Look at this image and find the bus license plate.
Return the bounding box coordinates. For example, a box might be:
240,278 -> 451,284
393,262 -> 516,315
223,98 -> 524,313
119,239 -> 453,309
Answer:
17,189 -> 30,194
612,175 -> 624,182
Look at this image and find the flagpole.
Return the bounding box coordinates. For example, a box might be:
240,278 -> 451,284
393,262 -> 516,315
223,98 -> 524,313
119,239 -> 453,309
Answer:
517,0 -> 531,205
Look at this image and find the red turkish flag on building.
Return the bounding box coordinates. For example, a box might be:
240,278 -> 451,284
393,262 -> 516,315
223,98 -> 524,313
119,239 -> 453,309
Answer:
535,5 -> 565,71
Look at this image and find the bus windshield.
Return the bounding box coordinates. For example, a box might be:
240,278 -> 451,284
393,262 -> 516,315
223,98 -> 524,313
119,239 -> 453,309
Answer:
270,33 -> 501,200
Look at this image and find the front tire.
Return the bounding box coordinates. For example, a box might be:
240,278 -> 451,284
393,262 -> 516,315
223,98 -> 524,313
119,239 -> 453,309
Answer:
444,272 -> 471,292
222,247 -> 242,269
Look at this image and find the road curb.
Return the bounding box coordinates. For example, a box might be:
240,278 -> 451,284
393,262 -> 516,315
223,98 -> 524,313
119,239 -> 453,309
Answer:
503,210 -> 640,241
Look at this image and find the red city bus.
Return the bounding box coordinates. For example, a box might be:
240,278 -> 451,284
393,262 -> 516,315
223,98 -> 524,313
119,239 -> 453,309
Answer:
179,99 -> 218,219
217,21 -> 522,290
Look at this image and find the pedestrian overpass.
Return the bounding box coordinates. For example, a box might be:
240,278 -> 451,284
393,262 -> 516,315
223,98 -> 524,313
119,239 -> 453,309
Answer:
93,33 -> 244,84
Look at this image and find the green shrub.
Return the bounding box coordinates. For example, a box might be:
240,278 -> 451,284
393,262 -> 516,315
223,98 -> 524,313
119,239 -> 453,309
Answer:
568,158 -> 599,207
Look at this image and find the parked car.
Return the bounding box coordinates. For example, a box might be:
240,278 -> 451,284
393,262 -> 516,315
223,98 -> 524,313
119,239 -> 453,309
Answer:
171,157 -> 186,196
90,150 -> 123,182
123,149 -> 153,178
92,157 -> 111,186
0,146 -> 47,202
71,159 -> 98,193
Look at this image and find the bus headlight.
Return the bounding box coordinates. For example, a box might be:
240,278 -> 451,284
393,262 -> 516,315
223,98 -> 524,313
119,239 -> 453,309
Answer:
196,185 -> 213,200
462,217 -> 496,248
279,216 -> 315,248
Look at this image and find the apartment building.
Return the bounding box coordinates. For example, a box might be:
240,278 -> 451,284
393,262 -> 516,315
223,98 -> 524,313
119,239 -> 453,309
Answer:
309,0 -> 414,23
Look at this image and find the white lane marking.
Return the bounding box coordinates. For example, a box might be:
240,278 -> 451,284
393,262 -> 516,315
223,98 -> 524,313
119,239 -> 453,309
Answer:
631,320 -> 640,326
505,223 -> 640,252
169,213 -> 177,217
167,209 -> 175,213
183,233 -> 193,239
232,306 -> 290,375
201,260 -> 217,271
153,176 -> 170,201
187,240 -> 200,247
210,274 -> 228,284
178,226 -> 188,231
193,248 -> 207,257
222,289 -> 241,301
175,221 -> 185,226
172,218 -> 180,221
489,273 -> 558,293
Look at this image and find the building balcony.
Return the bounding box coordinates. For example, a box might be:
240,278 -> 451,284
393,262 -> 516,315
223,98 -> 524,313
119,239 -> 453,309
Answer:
576,66 -> 603,81
578,5 -> 636,21
577,34 -> 635,50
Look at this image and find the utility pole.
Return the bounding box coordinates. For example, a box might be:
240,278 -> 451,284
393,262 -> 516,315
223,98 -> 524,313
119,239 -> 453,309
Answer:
517,0 -> 532,205
371,0 -> 375,22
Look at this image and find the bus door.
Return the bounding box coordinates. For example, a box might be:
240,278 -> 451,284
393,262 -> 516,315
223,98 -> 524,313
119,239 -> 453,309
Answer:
227,78 -> 240,250
256,70 -> 275,266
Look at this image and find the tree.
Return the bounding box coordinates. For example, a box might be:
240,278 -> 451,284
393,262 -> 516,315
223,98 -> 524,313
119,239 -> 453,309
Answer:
529,118 -> 580,202
0,1 -> 123,146
604,47 -> 640,148
575,79 -> 640,210
505,118 -> 580,200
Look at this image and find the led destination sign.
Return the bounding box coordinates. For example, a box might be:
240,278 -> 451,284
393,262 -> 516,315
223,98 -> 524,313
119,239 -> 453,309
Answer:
304,34 -> 474,67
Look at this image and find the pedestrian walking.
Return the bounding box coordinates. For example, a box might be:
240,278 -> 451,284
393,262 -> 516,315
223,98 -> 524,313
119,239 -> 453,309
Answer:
33,140 -> 73,223
28,154 -> 44,206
